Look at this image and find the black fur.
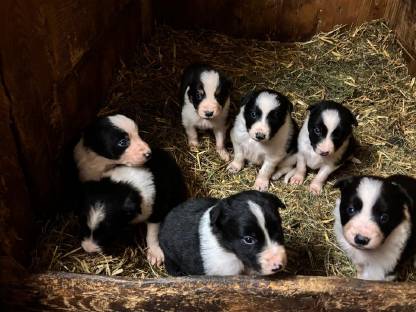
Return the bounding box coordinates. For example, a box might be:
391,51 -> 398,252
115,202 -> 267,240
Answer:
159,190 -> 285,276
180,63 -> 232,110
307,100 -> 357,153
83,116 -> 130,160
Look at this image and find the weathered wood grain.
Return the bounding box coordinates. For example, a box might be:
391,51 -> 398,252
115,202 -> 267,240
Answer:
1,272 -> 416,311
385,0 -> 416,74
154,0 -> 387,41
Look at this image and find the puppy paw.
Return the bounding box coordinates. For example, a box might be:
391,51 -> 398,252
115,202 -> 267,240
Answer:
254,178 -> 269,192
217,148 -> 230,162
147,245 -> 165,267
227,161 -> 243,173
289,173 -> 304,185
309,181 -> 323,195
188,140 -> 199,149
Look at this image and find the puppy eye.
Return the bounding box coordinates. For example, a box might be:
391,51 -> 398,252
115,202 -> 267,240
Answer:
347,206 -> 356,216
241,235 -> 257,245
313,127 -> 321,135
250,111 -> 257,118
380,213 -> 389,224
117,138 -> 130,148
195,89 -> 204,101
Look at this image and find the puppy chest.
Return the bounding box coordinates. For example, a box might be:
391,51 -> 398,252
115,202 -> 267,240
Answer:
195,118 -> 214,130
241,140 -> 266,164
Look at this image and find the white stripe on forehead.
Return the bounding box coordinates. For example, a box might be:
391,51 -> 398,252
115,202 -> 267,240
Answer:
321,109 -> 340,135
248,200 -> 271,245
357,178 -> 383,218
87,202 -> 106,231
108,114 -> 138,134
256,92 -> 279,120
200,71 -> 220,98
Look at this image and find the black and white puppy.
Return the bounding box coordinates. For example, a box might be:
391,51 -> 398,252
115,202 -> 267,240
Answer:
227,89 -> 298,191
74,114 -> 151,181
159,190 -> 287,276
80,148 -> 188,266
180,63 -> 232,161
334,175 -> 416,281
286,100 -> 357,194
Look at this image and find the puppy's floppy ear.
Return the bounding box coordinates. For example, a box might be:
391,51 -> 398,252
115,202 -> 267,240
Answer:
220,74 -> 233,92
240,90 -> 256,107
277,92 -> 294,113
261,192 -> 286,209
348,109 -> 358,127
334,176 -> 355,190
389,181 -> 414,210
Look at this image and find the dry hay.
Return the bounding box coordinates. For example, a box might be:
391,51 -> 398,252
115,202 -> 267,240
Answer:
32,20 -> 416,280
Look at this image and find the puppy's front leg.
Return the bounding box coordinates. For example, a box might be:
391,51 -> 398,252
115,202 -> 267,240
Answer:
289,153 -> 307,185
184,125 -> 199,148
254,158 -> 279,191
146,222 -> 164,266
227,140 -> 245,173
213,125 -> 230,161
309,164 -> 337,195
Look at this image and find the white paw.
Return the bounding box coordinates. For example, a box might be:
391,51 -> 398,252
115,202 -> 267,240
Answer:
217,148 -> 230,162
254,178 -> 269,192
188,139 -> 199,149
272,170 -> 285,181
227,161 -> 243,173
290,173 -> 304,185
147,245 -> 165,267
309,181 -> 323,195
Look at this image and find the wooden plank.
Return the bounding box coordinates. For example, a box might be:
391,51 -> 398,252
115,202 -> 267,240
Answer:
1,272 -> 416,311
385,0 -> 416,75
154,0 -> 387,41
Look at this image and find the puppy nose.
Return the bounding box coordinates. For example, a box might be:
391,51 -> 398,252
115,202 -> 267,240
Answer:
255,132 -> 266,141
271,264 -> 283,272
320,151 -> 329,156
144,151 -> 152,160
204,111 -> 214,117
354,234 -> 370,246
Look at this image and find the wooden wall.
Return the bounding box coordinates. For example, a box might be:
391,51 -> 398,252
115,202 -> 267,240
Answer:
0,0 -> 152,265
154,0 -> 387,41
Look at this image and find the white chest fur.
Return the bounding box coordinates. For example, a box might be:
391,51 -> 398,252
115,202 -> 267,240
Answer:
199,207 -> 244,276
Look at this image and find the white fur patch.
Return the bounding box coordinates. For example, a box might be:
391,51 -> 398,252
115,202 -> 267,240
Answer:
103,166 -> 155,223
81,237 -> 102,253
87,202 -> 106,231
200,71 -> 220,101
321,109 -> 340,135
108,114 -> 138,135
199,207 -> 244,276
248,201 -> 271,245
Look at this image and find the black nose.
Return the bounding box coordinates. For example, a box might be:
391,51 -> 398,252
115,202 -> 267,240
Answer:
204,111 -> 214,117
320,151 -> 329,156
144,152 -> 152,160
255,132 -> 266,141
354,234 -> 370,246
272,265 -> 282,272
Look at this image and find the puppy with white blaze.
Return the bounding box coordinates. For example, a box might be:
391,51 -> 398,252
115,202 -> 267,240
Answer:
228,89 -> 298,191
334,175 -> 416,281
74,114 -> 151,181
285,100 -> 357,194
80,148 -> 187,266
180,63 -> 232,161
159,190 -> 287,276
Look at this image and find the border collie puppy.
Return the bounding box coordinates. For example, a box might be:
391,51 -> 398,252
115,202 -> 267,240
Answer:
285,100 -> 357,194
80,148 -> 187,266
74,114 -> 151,181
180,63 -> 232,161
227,89 -> 298,191
334,175 -> 416,281
159,190 -> 287,276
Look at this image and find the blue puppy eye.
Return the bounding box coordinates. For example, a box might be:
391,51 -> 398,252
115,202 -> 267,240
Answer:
380,213 -> 389,224
250,111 -> 257,118
313,127 -> 321,135
117,138 -> 129,148
347,206 -> 355,216
242,235 -> 257,245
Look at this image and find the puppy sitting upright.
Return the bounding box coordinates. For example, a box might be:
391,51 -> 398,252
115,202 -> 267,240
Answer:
159,190 -> 287,276
334,175 -> 416,281
227,89 -> 298,191
180,63 -> 232,161
74,114 -> 151,181
286,100 -> 357,194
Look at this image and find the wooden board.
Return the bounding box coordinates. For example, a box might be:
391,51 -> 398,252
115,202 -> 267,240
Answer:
2,272 -> 416,311
154,0 -> 387,41
385,0 -> 416,75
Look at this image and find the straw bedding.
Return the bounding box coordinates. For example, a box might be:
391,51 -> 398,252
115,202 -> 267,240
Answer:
32,20 -> 416,280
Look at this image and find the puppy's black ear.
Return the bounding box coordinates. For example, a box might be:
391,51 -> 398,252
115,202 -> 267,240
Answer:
220,74 -> 232,92
261,192 -> 286,209
240,90 -> 256,107
277,93 -> 294,113
348,109 -> 358,127
389,181 -> 414,210
334,176 -> 355,190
